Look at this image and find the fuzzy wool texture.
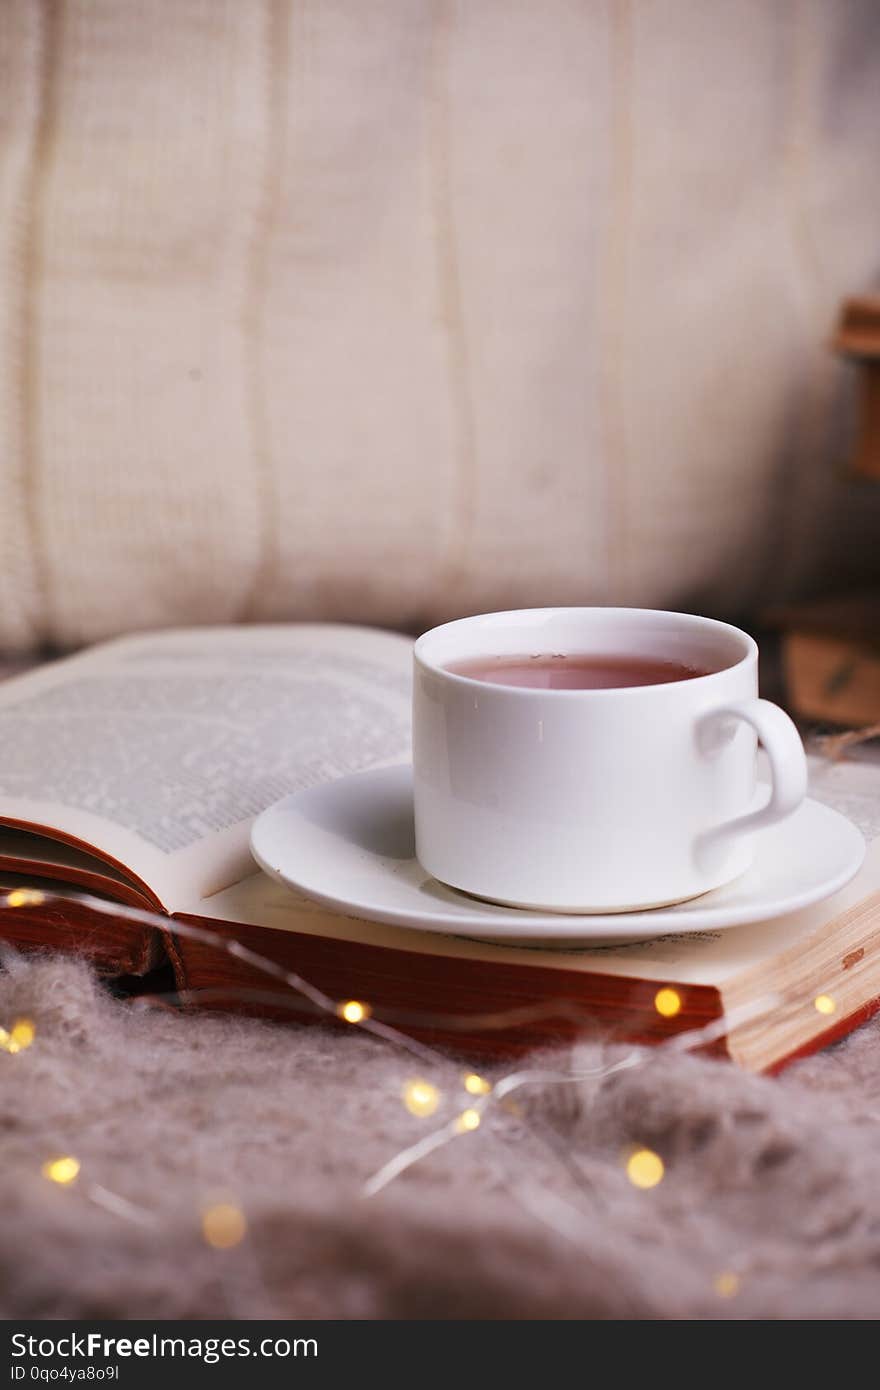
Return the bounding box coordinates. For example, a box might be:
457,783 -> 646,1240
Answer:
2,951 -> 880,1320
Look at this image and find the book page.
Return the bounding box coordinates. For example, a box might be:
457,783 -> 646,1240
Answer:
0,625 -> 412,910
194,755 -> 880,987
0,828 -> 145,898
804,753 -> 880,841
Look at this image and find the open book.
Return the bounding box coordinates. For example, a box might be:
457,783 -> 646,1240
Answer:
0,624 -> 878,1072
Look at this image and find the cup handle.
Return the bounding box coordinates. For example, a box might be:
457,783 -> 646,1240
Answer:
698,698 -> 808,844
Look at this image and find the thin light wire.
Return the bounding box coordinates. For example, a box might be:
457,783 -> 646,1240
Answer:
86,1182 -> 159,1229
1,887 -> 741,1062
1,890 -> 838,1215
361,997 -> 789,1197
362,1054 -> 640,1198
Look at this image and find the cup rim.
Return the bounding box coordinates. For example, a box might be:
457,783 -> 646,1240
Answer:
413,607 -> 758,698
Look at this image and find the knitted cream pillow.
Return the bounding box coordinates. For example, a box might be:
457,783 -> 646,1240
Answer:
1,0 -> 879,651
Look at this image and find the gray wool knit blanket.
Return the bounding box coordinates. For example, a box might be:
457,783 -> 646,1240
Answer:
2,949 -> 880,1320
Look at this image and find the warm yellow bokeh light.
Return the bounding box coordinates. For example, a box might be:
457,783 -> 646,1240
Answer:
625,1147 -> 665,1189
402,1079 -> 440,1118
455,1108 -> 481,1133
713,1271 -> 741,1299
202,1202 -> 247,1249
463,1073 -> 491,1096
337,1000 -> 371,1024
42,1156 -> 81,1185
11,1018 -> 35,1049
1,1017 -> 36,1054
654,988 -> 682,1018
814,994 -> 836,1016
6,888 -> 45,909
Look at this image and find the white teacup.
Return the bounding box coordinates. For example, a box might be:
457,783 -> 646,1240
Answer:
412,608 -> 807,913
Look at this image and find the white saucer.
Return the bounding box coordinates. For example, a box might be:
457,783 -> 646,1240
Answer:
249,765 -> 866,945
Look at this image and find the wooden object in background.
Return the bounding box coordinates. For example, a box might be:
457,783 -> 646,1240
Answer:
785,633 -> 880,727
834,295 -> 880,479
770,297 -> 880,728
768,593 -> 880,726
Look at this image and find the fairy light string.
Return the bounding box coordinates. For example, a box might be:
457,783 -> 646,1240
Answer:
0,886 -> 784,1056
0,885 -> 843,1293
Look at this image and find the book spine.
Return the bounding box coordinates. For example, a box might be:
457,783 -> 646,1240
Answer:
0,903 -> 163,975
168,916 -> 726,1061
